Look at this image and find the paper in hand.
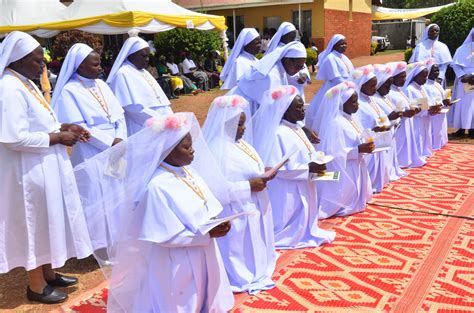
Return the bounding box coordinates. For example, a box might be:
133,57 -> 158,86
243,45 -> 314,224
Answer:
260,149 -> 298,179
198,211 -> 257,235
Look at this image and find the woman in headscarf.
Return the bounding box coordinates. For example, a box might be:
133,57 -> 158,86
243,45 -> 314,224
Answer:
252,85 -> 336,249
372,64 -> 406,181
423,58 -> 450,149
220,28 -> 261,90
409,24 -> 452,85
0,31 -> 93,304
107,36 -> 172,136
403,61 -> 437,158
265,22 -> 312,100
74,112 -> 234,312
386,61 -> 426,168
317,82 -> 374,218
228,41 -> 307,115
202,95 -> 277,294
306,34 -> 354,131
449,28 -> 474,138
51,43 -> 127,167
351,65 -> 392,193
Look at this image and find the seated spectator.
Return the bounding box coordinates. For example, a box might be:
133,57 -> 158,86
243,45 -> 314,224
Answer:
166,55 -> 200,95
148,57 -> 174,99
157,55 -> 183,98
181,51 -> 209,91
204,51 -> 221,88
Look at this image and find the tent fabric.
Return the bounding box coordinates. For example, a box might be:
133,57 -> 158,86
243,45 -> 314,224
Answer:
372,3 -> 455,21
0,0 -> 226,37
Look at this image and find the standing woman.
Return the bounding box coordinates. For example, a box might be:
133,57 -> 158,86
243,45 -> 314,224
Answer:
220,28 -> 261,90
317,82 -> 374,218
252,85 -> 336,249
450,28 -> 474,138
0,31 -> 93,303
403,62 -> 435,158
386,61 -> 426,168
228,41 -> 307,115
51,43 -> 127,167
107,37 -> 172,136
409,24 -> 452,85
265,22 -> 312,100
202,95 -> 277,294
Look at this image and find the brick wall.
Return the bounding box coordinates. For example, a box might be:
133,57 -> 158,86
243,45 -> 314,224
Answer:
319,9 -> 372,58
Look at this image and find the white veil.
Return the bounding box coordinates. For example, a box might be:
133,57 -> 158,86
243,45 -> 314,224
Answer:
252,85 -> 298,165
73,112 -> 230,312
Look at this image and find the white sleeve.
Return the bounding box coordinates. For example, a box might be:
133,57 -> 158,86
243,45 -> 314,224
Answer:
228,180 -> 252,202
158,230 -> 211,248
115,117 -> 128,140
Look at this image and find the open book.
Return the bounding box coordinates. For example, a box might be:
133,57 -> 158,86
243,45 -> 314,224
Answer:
260,149 -> 298,179
198,211 -> 257,235
311,171 -> 340,181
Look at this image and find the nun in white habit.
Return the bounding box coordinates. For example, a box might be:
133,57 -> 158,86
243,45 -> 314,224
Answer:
306,34 -> 354,132
220,28 -> 261,90
202,95 -> 276,294
449,28 -> 474,137
75,112 -> 234,312
107,36 -> 172,136
252,85 -> 336,249
0,31 -> 93,303
423,58 -> 450,149
372,64 -> 407,181
386,61 -> 426,168
403,62 -> 433,158
317,82 -> 373,219
228,41 -> 307,115
265,22 -> 312,101
409,24 -> 452,85
52,43 -> 127,167
351,65 -> 391,193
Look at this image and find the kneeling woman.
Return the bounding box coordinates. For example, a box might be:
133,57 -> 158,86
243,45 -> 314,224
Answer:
317,81 -> 374,219
253,85 -> 336,249
74,113 -> 234,312
203,95 -> 277,294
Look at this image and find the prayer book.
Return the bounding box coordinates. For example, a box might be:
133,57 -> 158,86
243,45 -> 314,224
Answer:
310,151 -> 334,165
311,171 -> 340,181
260,149 -> 298,179
198,211 -> 257,235
409,97 -> 429,111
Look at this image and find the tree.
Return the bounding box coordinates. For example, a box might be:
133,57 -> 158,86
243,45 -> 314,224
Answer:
431,0 -> 473,54
381,0 -> 455,8
51,30 -> 103,60
154,28 -> 222,60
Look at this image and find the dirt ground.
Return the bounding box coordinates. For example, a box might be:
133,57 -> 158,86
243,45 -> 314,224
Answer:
1,51 -> 472,312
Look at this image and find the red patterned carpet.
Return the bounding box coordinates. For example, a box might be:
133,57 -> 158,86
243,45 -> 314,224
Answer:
65,143 -> 474,312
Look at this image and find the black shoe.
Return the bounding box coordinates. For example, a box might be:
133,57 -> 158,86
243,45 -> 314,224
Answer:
46,273 -> 78,287
450,129 -> 465,138
468,129 -> 474,139
27,285 -> 68,304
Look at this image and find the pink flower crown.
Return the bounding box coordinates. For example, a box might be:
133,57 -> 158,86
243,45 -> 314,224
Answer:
145,113 -> 188,132
395,62 -> 407,71
406,61 -> 423,72
271,85 -> 297,100
424,58 -> 436,67
325,81 -> 356,99
352,65 -> 374,80
213,95 -> 247,109
375,64 -> 392,75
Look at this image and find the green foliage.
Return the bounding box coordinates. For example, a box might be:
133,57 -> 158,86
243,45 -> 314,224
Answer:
154,28 -> 222,59
370,42 -> 379,56
404,47 -> 413,62
51,31 -> 103,60
382,0 -> 454,9
431,0 -> 474,55
305,48 -> 318,66
255,52 -> 264,60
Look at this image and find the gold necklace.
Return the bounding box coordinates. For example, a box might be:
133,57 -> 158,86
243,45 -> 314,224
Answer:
433,81 -> 445,100
161,164 -> 207,205
344,115 -> 362,134
338,55 -> 351,74
142,70 -> 163,100
290,125 -> 313,158
77,77 -> 111,123
7,69 -> 56,121
382,96 -> 396,110
396,87 -> 411,103
235,140 -> 260,165
367,95 -> 386,124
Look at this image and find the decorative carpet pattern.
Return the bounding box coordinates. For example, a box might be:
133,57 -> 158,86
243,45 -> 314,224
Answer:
65,144 -> 474,312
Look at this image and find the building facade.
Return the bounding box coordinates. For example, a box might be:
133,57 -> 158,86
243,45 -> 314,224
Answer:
174,0 -> 373,58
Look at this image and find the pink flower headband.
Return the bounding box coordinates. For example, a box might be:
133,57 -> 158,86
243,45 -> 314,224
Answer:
351,65 -> 374,80
424,58 -> 435,67
213,95 -> 247,109
145,113 -> 188,132
325,81 -> 356,99
271,85 -> 297,100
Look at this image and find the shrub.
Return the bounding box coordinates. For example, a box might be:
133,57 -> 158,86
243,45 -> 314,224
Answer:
306,48 -> 317,66
431,0 -> 474,55
154,28 -> 222,60
370,42 -> 378,56
51,30 -> 103,60
404,47 -> 413,62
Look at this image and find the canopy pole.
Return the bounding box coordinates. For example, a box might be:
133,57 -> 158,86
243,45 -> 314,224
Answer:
298,3 -> 302,32
233,9 -> 236,44
220,30 -> 229,61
